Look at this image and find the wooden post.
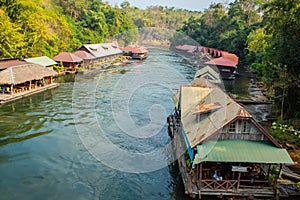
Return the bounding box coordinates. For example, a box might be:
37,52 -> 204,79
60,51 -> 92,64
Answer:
274,164 -> 282,200
237,172 -> 241,192
267,164 -> 271,178
199,163 -> 202,199
196,164 -> 199,184
10,84 -> 13,94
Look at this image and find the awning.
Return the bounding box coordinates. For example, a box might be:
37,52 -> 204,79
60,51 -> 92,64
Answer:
194,140 -> 294,164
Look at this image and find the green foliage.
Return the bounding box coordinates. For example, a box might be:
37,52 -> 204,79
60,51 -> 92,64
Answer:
126,5 -> 201,30
270,122 -> 300,146
0,8 -> 26,58
0,0 -> 138,58
53,65 -> 65,73
178,0 -> 263,64
247,0 -> 300,119
297,182 -> 300,191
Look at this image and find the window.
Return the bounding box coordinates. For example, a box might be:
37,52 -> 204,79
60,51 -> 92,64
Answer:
243,121 -> 250,133
229,122 -> 236,133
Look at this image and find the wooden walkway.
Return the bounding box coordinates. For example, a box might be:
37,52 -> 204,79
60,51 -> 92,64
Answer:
0,83 -> 59,105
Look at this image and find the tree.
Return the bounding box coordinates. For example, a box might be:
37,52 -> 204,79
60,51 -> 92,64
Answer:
248,0 -> 300,118
120,1 -> 130,9
0,9 -> 25,58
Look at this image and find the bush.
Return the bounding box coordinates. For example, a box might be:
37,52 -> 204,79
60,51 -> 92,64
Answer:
53,65 -> 65,73
270,121 -> 300,147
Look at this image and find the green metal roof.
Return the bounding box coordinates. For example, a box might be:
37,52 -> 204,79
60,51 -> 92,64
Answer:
24,56 -> 57,67
194,140 -> 294,164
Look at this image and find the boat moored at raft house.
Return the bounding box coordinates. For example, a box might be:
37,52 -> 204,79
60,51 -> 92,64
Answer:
168,77 -> 294,199
0,61 -> 58,104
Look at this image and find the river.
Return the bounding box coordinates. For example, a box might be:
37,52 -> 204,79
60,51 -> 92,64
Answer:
0,47 -> 269,200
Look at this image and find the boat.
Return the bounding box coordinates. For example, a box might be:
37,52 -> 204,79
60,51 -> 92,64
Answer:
120,44 -> 148,60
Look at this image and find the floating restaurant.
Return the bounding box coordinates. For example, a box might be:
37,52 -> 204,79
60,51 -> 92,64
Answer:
0,63 -> 58,104
169,77 -> 294,199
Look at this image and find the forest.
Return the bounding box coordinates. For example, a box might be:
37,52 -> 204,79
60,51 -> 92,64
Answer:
0,0 -> 299,120
0,0 -> 199,59
178,0 -> 300,120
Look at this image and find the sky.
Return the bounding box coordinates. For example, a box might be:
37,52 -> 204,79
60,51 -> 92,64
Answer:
106,0 -> 233,11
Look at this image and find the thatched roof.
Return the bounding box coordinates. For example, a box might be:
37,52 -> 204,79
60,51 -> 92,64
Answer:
79,43 -> 122,58
0,64 -> 58,85
52,52 -> 83,63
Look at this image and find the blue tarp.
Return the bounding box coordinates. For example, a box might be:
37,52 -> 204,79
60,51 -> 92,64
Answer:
181,128 -> 194,161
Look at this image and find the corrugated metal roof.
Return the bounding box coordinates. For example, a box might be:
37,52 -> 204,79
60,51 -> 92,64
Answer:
24,56 -> 57,67
179,82 -> 251,148
79,43 -> 122,58
194,140 -> 294,164
204,57 -> 237,68
192,102 -> 222,115
194,65 -> 222,84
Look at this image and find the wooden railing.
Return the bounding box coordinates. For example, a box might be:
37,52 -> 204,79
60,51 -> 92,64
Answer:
199,179 -> 270,191
200,180 -> 238,191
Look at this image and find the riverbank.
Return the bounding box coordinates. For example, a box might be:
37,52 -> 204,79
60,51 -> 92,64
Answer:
224,65 -> 300,197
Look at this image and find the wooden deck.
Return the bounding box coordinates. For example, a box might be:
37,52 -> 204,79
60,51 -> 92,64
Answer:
0,83 -> 59,105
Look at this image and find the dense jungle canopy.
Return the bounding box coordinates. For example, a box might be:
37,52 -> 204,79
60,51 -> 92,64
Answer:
0,0 -> 199,59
